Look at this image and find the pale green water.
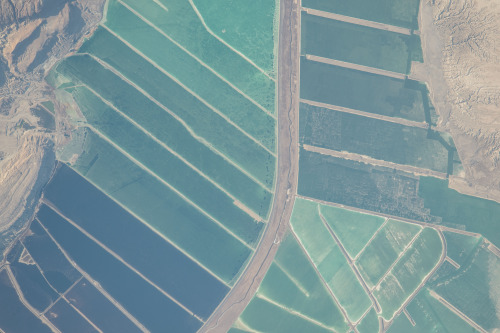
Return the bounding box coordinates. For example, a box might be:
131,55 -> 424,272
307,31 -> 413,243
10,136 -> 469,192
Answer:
443,232 -> 481,267
319,203 -> 384,258
192,0 -> 276,73
357,308 -> 379,333
80,27 -> 276,152
53,54 -> 275,189
235,234 -> 349,333
428,240 -> 500,330
374,228 -> 442,320
273,234 -> 349,331
69,86 -> 264,240
238,297 -> 334,333
356,220 -> 422,286
70,130 -> 252,283
388,289 -> 480,333
291,198 -> 372,322
113,0 -> 275,111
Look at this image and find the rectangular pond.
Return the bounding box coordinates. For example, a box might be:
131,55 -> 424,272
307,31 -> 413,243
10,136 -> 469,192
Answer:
46,299 -> 97,333
8,241 -> 59,312
37,203 -> 202,333
65,278 -> 142,333
302,0 -> 420,30
302,12 -> 422,73
43,163 -> 229,319
300,103 -> 452,173
22,219 -> 81,293
300,57 -> 429,122
0,269 -> 52,333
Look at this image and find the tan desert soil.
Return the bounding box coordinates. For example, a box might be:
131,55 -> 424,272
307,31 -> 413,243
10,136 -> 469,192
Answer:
416,0 -> 500,201
0,0 -> 105,257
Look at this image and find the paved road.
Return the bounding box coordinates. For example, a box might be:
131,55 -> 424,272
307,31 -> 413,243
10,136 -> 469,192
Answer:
198,0 -> 301,332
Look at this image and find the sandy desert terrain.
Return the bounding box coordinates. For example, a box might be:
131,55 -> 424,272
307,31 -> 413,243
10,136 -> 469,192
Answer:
0,0 -> 104,238
415,0 -> 500,201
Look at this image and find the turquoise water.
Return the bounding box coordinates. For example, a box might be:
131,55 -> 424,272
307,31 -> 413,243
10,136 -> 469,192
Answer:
268,234 -> 348,331
69,86 -> 264,238
54,55 -> 275,189
44,163 -> 229,319
291,199 -> 372,321
258,263 -> 341,329
428,241 -> 500,330
65,32 -> 274,210
443,232 -> 482,267
233,233 -> 349,333
357,308 -> 379,333
193,0 -> 276,73
388,289 -> 479,333
375,228 -> 442,320
319,203 -> 384,258
70,81 -> 272,216
71,130 -> 252,282
109,0 -> 275,111
80,26 -> 276,151
356,220 -> 421,286
238,297 -> 334,333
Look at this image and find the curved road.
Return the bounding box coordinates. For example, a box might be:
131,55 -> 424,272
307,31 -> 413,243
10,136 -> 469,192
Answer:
199,0 -> 301,332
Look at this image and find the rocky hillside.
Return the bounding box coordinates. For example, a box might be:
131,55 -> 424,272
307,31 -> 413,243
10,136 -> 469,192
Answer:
0,0 -> 105,255
417,0 -> 500,201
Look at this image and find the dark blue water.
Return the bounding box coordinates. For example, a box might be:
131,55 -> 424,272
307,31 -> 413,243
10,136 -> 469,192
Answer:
22,220 -> 81,293
44,163 -> 228,318
47,299 -> 97,333
8,241 -> 59,312
37,204 -> 202,333
66,278 -> 142,333
0,269 -> 52,333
